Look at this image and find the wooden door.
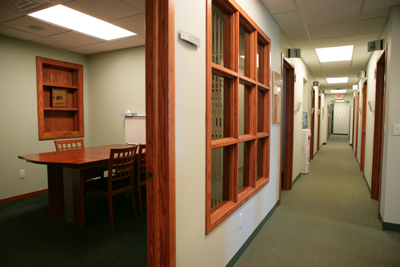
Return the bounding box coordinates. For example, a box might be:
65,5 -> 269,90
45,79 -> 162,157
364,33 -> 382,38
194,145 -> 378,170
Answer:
360,79 -> 368,171
146,0 -> 176,266
355,91 -> 360,157
310,87 -> 315,159
352,97 -> 355,148
371,47 -> 387,209
317,95 -> 321,151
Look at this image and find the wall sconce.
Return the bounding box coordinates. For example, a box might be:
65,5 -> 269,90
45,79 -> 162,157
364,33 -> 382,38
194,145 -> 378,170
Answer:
368,101 -> 375,113
295,102 -> 302,113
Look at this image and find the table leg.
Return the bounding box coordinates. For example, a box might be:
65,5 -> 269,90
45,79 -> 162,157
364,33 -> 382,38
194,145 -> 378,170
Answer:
47,165 -> 65,220
63,168 -> 86,227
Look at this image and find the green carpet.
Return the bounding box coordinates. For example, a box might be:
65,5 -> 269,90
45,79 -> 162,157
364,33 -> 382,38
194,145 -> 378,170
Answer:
235,135 -> 400,267
0,193 -> 147,267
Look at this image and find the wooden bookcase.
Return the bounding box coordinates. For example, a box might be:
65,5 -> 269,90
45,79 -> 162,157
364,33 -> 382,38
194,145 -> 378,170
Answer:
36,57 -> 84,140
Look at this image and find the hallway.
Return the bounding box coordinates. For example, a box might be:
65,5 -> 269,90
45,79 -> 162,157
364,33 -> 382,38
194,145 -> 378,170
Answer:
236,135 -> 400,267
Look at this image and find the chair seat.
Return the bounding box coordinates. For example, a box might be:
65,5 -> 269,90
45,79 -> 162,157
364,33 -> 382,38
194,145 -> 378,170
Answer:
86,176 -> 132,192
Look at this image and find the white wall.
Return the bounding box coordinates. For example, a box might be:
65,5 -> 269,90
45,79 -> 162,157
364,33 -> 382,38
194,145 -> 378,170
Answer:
87,46 -> 146,147
0,35 -> 88,200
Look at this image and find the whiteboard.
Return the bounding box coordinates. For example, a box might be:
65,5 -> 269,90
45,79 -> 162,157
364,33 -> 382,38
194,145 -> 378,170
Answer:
125,116 -> 146,144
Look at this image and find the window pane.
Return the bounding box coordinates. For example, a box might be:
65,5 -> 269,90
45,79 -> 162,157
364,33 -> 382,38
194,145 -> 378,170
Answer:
239,83 -> 251,136
239,28 -> 245,76
257,43 -> 263,82
212,6 -> 224,67
212,75 -> 233,140
257,89 -> 266,132
238,141 -> 252,191
256,137 -> 266,180
211,146 -> 232,209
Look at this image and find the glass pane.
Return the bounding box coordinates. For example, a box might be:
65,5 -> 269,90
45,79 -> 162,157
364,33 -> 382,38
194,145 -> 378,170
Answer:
256,138 -> 266,180
238,142 -> 244,191
239,28 -> 245,76
212,75 -> 224,140
211,147 -> 224,208
257,44 -> 263,82
238,141 -> 251,191
239,83 -> 251,136
257,89 -> 266,132
212,6 -> 224,67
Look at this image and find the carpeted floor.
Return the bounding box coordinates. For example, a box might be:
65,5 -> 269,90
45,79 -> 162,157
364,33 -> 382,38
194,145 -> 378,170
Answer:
0,192 -> 147,267
236,135 -> 400,267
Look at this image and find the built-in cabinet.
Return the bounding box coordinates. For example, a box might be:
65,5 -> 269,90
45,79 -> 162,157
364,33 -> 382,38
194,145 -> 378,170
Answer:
36,57 -> 84,140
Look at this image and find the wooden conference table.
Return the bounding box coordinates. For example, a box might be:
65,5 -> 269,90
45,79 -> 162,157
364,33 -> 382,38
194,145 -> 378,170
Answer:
18,144 -> 135,228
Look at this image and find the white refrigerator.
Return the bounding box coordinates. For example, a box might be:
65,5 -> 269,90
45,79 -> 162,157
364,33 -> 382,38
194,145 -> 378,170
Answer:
301,129 -> 311,174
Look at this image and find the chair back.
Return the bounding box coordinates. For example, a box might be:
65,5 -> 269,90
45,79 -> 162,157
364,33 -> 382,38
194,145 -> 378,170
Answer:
137,144 -> 146,176
108,146 -> 137,190
54,139 -> 84,151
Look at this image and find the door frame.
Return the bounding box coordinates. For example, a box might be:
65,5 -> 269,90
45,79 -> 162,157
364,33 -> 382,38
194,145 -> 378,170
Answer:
360,78 -> 368,171
310,87 -> 315,159
145,0 -> 176,266
279,55 -> 295,197
371,46 -> 388,210
317,95 -> 321,151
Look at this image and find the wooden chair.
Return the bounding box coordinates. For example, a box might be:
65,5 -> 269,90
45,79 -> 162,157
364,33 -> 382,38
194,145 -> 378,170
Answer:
136,144 -> 147,215
54,139 -> 106,180
85,146 -> 138,229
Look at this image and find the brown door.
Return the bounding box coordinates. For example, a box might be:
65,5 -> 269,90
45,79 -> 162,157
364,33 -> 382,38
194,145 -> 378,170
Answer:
352,97 -> 355,148
360,79 -> 368,171
145,0 -> 176,265
317,95 -> 321,151
310,87 -> 315,159
371,46 -> 387,210
355,91 -> 360,157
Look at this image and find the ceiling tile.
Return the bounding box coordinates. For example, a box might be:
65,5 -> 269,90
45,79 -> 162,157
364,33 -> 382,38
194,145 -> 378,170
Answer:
111,13 -> 145,35
355,33 -> 380,44
0,25 -> 41,40
64,0 -> 143,22
321,61 -> 351,71
0,7 -> 24,22
111,35 -> 145,47
362,0 -> 400,19
261,0 -> 297,14
358,17 -> 387,34
122,0 -> 145,12
300,49 -> 317,58
283,27 -> 309,41
312,35 -> 356,48
67,41 -> 126,55
32,31 -> 102,49
296,0 -> 360,10
1,16 -> 69,37
301,2 -> 361,26
273,11 -> 303,29
308,21 -> 357,39
291,40 -> 313,50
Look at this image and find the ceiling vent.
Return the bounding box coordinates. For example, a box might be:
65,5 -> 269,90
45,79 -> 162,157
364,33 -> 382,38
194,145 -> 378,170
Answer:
0,0 -> 52,14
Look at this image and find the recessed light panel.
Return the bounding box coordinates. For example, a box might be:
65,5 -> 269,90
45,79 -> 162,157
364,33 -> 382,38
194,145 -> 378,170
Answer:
29,5 -> 136,40
316,45 -> 353,63
326,77 -> 348,84
336,100 -> 345,102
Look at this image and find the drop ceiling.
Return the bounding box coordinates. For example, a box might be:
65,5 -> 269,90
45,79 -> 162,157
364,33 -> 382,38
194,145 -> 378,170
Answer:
1,0 -> 399,92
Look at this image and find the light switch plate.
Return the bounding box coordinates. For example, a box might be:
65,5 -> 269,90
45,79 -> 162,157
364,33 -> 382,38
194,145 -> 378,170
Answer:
394,124 -> 400,136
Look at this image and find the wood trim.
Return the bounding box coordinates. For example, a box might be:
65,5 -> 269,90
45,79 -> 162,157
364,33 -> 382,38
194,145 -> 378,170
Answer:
371,47 -> 387,204
360,78 -> 368,171
0,189 -> 48,205
310,87 -> 315,159
146,0 -> 176,266
355,91 -> 360,157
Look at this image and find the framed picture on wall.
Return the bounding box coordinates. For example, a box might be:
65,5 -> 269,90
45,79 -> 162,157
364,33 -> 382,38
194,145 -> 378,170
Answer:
52,89 -> 67,107
272,71 -> 282,124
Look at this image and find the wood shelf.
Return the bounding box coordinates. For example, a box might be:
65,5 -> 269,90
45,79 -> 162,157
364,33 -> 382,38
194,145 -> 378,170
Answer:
37,57 -> 84,140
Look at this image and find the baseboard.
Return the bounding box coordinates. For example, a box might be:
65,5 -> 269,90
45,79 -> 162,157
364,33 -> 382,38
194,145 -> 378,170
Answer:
363,175 -> 371,194
226,200 -> 279,267
380,214 -> 400,233
292,173 -> 302,186
0,189 -> 48,205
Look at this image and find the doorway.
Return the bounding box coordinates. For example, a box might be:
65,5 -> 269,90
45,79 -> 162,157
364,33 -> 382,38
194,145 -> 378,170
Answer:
317,95 -> 321,151
280,56 -> 295,194
360,79 -> 368,172
355,91 -> 360,158
310,87 -> 315,159
371,47 -> 387,210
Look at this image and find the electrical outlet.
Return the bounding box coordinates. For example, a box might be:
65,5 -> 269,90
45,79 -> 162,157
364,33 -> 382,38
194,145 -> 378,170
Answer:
239,213 -> 243,229
19,169 -> 25,179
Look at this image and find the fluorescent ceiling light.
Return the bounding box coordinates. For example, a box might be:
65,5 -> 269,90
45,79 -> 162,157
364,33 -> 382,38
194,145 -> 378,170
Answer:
336,100 -> 345,102
29,5 -> 136,40
326,77 -> 348,84
352,85 -> 358,90
331,89 -> 346,94
316,45 -> 353,62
